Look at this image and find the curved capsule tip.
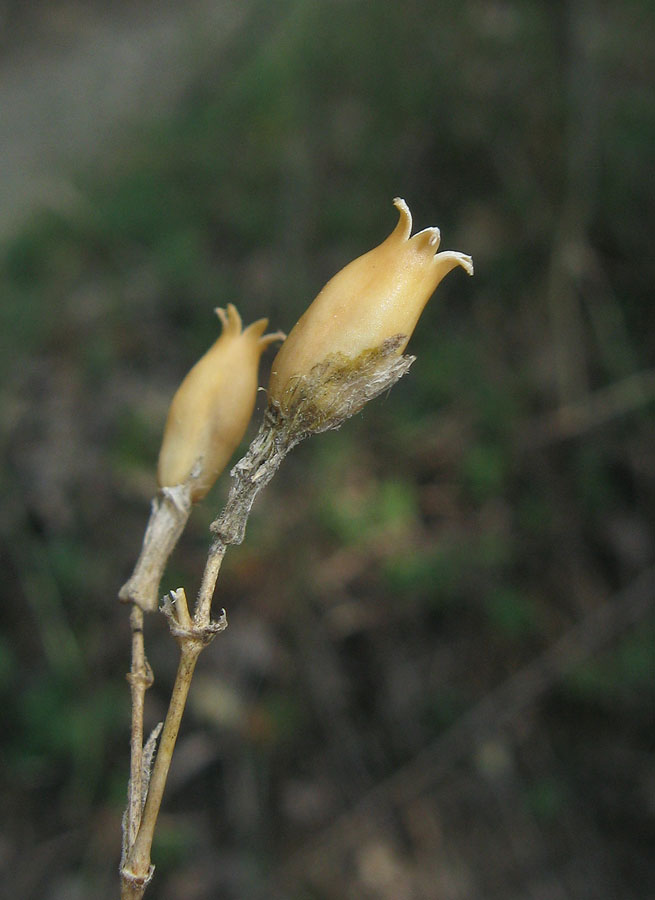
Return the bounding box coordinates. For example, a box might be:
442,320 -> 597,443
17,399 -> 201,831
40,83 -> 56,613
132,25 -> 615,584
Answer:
391,197 -> 413,241
215,303 -> 243,337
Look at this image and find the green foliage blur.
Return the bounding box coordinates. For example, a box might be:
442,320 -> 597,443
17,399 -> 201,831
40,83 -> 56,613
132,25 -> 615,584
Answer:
1,1 -> 653,898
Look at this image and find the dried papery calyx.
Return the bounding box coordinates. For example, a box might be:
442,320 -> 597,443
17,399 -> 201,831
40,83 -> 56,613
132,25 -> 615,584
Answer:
268,197 -> 473,430
158,304 -> 284,502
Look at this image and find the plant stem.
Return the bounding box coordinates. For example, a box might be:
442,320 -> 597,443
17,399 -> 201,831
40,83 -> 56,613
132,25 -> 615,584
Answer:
125,605 -> 153,850
119,534 -> 229,898
124,642 -> 201,885
194,538 -> 226,626
121,391 -> 397,897
119,483 -> 193,613
121,587 -> 227,899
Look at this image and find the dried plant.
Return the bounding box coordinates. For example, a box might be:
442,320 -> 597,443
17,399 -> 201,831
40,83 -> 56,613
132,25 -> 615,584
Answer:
118,198 -> 473,899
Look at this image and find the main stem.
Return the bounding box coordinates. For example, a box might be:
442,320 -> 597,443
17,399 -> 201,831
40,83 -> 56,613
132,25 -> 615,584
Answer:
121,548 -> 229,898
125,643 -> 201,885
120,408 -> 307,898
119,356 -> 417,896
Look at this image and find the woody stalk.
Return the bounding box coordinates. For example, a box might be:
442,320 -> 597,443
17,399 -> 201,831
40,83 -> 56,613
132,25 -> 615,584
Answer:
118,198 -> 473,899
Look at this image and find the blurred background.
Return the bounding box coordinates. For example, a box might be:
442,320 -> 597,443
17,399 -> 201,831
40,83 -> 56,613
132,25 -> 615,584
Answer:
1,1 -> 654,898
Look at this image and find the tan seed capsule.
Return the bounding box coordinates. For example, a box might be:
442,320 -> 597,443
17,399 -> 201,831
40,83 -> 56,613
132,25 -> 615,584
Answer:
268,198 -> 473,415
158,304 -> 283,501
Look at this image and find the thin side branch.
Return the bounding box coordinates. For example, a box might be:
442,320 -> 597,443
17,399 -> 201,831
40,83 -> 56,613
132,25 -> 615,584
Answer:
194,539 -> 227,627
119,482 -> 193,613
212,341 -> 415,547
124,645 -> 200,882
122,605 -> 154,861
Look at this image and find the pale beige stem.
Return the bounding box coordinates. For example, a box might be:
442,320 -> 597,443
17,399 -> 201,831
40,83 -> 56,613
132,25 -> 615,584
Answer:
119,480 -> 194,898
125,605 -> 153,849
194,538 -> 226,626
123,642 -> 201,890
118,381 -> 417,897
121,588 -> 226,898
119,483 -> 193,613
120,873 -> 148,900
120,603 -> 156,900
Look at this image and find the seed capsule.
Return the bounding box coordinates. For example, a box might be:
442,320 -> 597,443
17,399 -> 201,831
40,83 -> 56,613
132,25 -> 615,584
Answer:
158,304 -> 283,501
268,197 -> 473,415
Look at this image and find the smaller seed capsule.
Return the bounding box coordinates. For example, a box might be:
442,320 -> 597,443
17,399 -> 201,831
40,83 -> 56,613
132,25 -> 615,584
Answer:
158,304 -> 283,501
